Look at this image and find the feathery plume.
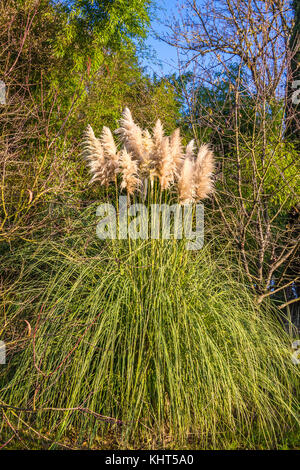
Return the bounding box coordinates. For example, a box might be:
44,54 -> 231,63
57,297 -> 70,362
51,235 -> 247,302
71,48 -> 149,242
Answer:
101,126 -> 118,160
82,125 -> 105,184
185,139 -> 195,160
153,119 -> 164,146
115,107 -> 144,161
194,144 -> 215,200
159,137 -> 176,190
119,148 -> 141,195
83,108 -> 215,201
139,129 -> 154,179
178,157 -> 195,204
142,129 -> 154,157
170,128 -> 184,176
114,107 -> 133,141
100,126 -> 119,178
149,119 -> 166,181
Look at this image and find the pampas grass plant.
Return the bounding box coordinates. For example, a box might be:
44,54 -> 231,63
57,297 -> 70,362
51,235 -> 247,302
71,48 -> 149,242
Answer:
1,110 -> 299,450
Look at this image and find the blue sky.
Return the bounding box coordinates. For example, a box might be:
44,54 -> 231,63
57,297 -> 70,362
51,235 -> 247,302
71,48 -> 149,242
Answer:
141,0 -> 180,77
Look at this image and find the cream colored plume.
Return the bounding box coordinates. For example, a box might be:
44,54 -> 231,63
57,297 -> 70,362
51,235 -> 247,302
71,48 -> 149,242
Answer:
185,139 -> 195,160
153,119 -> 164,146
120,148 -> 141,195
159,137 -> 176,190
115,107 -> 144,161
170,128 -> 184,176
178,157 -> 195,204
101,126 -> 118,160
83,108 -> 215,201
83,125 -> 119,186
82,125 -> 105,184
139,129 -> 154,178
100,126 -> 119,177
194,144 -> 214,200
142,129 -> 154,158
152,119 -> 177,187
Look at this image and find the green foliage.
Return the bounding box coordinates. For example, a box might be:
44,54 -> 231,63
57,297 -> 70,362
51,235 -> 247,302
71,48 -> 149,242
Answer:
49,0 -> 151,103
188,70 -> 299,209
223,140 -> 299,210
1,205 -> 299,449
0,0 -> 181,242
80,57 -> 181,134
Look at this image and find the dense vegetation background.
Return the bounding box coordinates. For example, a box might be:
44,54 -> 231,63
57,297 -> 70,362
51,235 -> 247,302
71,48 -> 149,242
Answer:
0,0 -> 299,450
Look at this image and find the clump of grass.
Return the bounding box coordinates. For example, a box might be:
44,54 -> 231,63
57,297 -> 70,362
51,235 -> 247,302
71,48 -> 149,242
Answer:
0,205 -> 299,449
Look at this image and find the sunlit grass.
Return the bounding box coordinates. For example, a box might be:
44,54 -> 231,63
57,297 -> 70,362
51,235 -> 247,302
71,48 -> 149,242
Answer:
0,204 -> 299,449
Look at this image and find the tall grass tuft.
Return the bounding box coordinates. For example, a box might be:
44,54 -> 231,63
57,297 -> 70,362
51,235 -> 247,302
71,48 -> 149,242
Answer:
0,204 -> 299,449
